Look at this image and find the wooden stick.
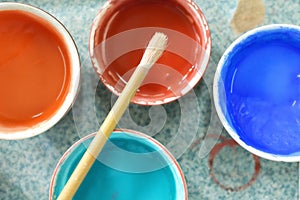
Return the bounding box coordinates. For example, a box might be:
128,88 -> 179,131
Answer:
56,32 -> 168,200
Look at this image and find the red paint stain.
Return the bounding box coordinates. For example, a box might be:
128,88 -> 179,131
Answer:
208,139 -> 260,192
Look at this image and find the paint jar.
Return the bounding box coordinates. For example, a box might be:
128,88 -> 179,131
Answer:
214,24 -> 300,162
49,129 -> 187,200
0,3 -> 80,139
89,0 -> 211,105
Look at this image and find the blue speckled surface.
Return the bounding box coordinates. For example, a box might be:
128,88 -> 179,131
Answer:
0,0 -> 299,199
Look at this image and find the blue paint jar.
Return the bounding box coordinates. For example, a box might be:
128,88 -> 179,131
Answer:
49,129 -> 187,199
214,24 -> 300,162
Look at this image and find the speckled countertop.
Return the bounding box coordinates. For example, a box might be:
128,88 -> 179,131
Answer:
0,0 -> 299,199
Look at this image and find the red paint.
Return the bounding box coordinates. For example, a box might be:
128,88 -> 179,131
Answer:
0,10 -> 70,129
91,0 -> 210,104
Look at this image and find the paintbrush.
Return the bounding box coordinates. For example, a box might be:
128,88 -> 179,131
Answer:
56,32 -> 168,200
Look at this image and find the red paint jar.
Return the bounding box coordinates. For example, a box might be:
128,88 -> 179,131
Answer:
90,0 -> 211,105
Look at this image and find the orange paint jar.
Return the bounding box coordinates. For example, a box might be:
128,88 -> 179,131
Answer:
0,3 -> 80,139
90,0 -> 211,105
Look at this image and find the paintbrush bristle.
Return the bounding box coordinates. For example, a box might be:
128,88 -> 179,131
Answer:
139,32 -> 168,69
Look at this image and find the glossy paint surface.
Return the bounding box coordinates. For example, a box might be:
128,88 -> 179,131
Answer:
223,27 -> 300,155
0,10 -> 70,129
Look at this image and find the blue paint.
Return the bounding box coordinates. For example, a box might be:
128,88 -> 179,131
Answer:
222,27 -> 300,155
52,132 -> 184,200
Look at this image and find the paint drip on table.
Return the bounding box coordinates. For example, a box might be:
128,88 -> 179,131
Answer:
231,0 -> 265,34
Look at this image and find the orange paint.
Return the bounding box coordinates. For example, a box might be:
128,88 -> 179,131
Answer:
92,0 -> 210,104
0,10 -> 70,129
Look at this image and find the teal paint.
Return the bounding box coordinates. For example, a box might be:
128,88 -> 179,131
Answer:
52,131 -> 185,199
